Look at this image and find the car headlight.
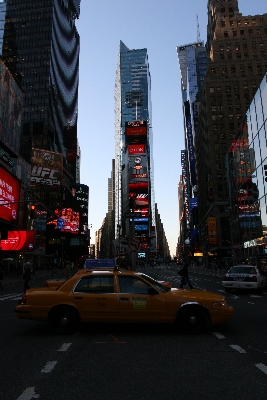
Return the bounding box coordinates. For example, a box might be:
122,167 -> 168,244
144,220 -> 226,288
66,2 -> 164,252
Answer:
212,301 -> 228,309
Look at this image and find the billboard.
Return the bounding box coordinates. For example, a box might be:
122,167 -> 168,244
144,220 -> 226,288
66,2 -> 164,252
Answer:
207,217 -> 217,245
0,230 -> 35,251
47,208 -> 79,234
30,149 -> 63,186
0,167 -> 20,224
129,155 -> 148,181
125,121 -> 147,144
0,62 -> 23,155
128,144 -> 145,155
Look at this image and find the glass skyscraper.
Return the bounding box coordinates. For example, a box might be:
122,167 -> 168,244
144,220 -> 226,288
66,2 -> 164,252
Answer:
0,0 -> 80,179
114,41 -> 155,240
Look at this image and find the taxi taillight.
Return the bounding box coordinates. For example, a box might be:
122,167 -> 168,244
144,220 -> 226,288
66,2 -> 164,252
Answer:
21,294 -> 26,304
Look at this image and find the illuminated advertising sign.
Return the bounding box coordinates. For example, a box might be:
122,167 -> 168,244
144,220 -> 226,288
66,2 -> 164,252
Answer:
129,182 -> 148,192
47,208 -> 79,234
184,101 -> 196,186
0,231 -> 35,251
0,62 -> 23,155
128,144 -> 145,155
0,167 -> 20,224
125,120 -> 147,136
129,155 -> 148,181
30,149 -> 63,187
207,217 -> 217,245
125,121 -> 147,144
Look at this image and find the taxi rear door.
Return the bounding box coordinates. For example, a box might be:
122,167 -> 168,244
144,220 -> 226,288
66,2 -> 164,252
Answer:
72,275 -> 118,322
116,275 -> 166,323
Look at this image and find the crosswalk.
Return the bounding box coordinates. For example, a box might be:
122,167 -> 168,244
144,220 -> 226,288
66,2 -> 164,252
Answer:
0,292 -> 23,301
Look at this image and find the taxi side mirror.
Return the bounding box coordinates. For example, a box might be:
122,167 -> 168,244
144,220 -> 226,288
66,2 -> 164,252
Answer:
147,287 -> 159,295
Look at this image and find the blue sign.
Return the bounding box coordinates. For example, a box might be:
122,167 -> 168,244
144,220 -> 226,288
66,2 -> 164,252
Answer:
84,259 -> 116,269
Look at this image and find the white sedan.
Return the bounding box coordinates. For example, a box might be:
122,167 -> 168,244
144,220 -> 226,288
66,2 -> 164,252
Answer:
222,265 -> 267,293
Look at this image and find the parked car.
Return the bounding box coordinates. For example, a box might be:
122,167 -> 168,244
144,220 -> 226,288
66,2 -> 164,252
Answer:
16,268 -> 234,334
222,264 -> 267,293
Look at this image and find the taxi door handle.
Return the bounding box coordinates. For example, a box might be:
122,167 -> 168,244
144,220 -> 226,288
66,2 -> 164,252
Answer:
75,296 -> 83,300
119,297 -> 129,301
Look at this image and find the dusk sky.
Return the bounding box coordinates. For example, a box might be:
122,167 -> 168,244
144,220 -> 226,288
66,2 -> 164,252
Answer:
76,0 -> 266,256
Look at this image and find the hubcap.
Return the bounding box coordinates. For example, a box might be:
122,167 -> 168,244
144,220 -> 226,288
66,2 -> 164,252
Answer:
189,316 -> 197,326
60,317 -> 69,326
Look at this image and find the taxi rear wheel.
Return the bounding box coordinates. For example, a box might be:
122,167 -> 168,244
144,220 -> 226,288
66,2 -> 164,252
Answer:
176,306 -> 209,334
50,306 -> 80,334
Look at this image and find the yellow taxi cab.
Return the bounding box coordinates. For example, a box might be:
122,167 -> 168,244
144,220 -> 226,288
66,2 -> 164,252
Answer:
16,268 -> 233,334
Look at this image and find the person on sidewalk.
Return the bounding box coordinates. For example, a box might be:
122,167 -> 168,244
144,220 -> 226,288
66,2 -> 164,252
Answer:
0,267 -> 4,290
178,260 -> 194,289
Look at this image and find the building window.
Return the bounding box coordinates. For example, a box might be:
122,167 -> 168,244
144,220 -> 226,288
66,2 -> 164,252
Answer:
224,30 -> 228,37
233,31 -> 237,36
221,21 -> 226,27
212,105 -> 217,112
240,29 -> 244,35
210,87 -> 215,93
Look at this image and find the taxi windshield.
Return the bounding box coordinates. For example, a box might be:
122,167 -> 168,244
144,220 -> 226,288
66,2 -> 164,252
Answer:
140,274 -> 171,293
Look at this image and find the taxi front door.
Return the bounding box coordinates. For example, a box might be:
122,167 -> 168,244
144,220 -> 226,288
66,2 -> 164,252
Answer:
117,275 -> 166,323
72,275 -> 118,322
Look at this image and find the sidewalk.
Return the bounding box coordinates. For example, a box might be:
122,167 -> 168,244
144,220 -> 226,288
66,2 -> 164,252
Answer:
1,268 -> 67,287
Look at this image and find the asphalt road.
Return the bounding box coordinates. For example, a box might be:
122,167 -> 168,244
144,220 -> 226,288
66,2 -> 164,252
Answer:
1,266 -> 267,400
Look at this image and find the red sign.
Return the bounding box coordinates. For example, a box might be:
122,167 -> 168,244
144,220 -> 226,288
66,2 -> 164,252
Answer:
128,144 -> 145,154
126,126 -> 147,136
0,167 -> 20,223
0,231 -> 35,251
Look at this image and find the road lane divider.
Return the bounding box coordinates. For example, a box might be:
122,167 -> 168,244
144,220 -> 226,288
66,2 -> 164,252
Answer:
17,387 -> 40,400
41,361 -> 58,373
58,343 -> 72,352
230,345 -> 246,353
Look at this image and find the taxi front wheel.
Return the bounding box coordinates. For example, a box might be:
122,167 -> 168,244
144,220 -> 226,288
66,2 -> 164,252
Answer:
50,306 -> 80,334
176,306 -> 209,334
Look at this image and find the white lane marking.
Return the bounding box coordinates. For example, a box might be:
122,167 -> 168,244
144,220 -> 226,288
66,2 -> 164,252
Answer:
212,332 -> 226,339
58,343 -> 72,352
230,345 -> 246,353
41,361 -> 58,373
17,387 -> 40,399
248,302 -> 255,304
255,363 -> 267,375
250,295 -> 262,298
0,293 -> 23,300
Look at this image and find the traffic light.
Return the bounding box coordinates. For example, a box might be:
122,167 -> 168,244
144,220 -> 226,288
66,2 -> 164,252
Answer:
30,205 -> 36,219
264,165 -> 267,182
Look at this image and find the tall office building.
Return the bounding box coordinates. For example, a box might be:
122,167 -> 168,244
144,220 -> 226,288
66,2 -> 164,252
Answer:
0,1 -> 84,261
177,41 -> 207,257
195,0 -> 267,261
0,0 -> 80,182
114,41 -> 155,252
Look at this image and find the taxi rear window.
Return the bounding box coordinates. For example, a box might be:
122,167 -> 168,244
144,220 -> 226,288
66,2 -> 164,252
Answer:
229,266 -> 257,274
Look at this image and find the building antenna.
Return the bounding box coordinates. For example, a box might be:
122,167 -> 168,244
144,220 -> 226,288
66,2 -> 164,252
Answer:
196,14 -> 201,42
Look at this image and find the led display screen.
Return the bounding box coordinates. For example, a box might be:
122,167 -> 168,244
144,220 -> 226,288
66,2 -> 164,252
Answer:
0,230 -> 35,251
31,148 -> 63,187
128,144 -> 145,154
0,167 -> 20,223
47,208 -> 79,234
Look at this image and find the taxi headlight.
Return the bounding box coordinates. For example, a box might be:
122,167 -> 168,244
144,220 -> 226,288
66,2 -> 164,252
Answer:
212,301 -> 228,309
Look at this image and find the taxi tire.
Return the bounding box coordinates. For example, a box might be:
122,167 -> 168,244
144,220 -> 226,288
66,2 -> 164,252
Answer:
176,306 -> 209,334
50,306 -> 80,334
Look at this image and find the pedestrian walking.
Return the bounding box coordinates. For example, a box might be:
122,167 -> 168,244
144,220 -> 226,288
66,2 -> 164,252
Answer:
178,260 -> 194,289
65,261 -> 72,278
0,267 -> 4,290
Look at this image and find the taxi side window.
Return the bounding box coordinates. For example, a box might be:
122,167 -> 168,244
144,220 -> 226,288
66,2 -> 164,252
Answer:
74,276 -> 114,293
118,276 -> 151,294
